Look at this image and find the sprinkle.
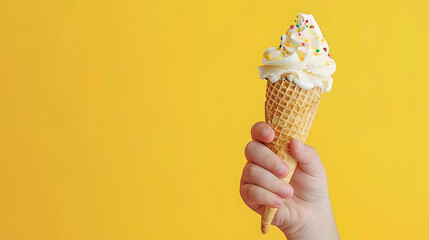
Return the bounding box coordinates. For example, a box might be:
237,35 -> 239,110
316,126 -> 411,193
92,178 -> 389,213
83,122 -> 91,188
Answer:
305,39 -> 309,42
325,62 -> 330,65
328,54 -> 331,58
305,20 -> 308,23
296,24 -> 299,27
300,57 -> 304,61
294,20 -> 297,22
298,33 -> 301,36
302,43 -> 305,46
321,39 -> 325,42
323,48 -> 327,52
316,49 -> 320,53
290,25 -> 294,29
306,25 -> 308,27
286,32 -> 290,35
310,25 -> 314,29
316,36 -> 319,39
276,57 -> 281,60
286,43 -> 291,47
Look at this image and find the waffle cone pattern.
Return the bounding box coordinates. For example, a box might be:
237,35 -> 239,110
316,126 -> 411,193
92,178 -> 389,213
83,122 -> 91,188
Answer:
261,75 -> 322,234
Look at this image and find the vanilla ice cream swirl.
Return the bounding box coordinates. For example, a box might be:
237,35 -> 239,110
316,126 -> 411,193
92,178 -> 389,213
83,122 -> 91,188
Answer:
258,13 -> 336,92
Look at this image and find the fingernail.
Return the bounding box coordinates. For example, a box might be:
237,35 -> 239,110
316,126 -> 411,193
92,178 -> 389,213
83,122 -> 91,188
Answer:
262,127 -> 271,137
274,198 -> 283,207
276,163 -> 287,175
282,186 -> 291,198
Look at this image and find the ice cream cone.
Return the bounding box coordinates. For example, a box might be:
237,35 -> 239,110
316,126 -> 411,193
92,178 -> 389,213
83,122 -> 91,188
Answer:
261,75 -> 322,234
257,12 -> 336,234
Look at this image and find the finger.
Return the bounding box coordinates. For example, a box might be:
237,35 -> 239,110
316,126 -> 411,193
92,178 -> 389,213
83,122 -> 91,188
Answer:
289,138 -> 326,178
242,163 -> 294,199
240,183 -> 284,209
244,141 -> 289,178
251,122 -> 275,143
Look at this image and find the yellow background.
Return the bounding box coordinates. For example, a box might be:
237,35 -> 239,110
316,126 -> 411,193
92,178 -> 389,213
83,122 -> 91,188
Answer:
1,0 -> 428,239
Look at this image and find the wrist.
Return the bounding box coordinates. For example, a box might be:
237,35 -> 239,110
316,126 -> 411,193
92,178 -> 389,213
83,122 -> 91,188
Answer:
282,205 -> 340,240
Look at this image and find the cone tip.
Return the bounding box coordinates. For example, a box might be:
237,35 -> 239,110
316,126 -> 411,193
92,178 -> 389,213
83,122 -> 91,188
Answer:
261,223 -> 270,234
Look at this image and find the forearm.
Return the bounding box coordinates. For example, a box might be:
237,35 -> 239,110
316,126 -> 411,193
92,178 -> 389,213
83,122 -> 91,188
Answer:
283,206 -> 340,240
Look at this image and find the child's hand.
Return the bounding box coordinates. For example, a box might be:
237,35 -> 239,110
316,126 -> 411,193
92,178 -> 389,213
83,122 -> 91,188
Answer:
240,122 -> 340,239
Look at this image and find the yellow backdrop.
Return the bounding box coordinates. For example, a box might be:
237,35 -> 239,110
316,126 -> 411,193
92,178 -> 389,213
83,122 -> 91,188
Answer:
1,0 -> 429,239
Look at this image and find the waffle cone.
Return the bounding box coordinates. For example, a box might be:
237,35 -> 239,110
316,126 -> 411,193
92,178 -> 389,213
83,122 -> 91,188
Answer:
261,75 -> 323,234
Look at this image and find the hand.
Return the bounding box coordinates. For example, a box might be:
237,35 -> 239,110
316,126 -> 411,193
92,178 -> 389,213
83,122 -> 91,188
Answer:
240,122 -> 340,239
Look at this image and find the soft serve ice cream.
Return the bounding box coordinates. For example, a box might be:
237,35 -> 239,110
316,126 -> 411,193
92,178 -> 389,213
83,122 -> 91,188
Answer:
258,13 -> 336,92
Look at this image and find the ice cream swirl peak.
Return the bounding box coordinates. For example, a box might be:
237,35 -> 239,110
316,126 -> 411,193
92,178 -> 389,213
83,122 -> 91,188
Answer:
258,13 -> 336,92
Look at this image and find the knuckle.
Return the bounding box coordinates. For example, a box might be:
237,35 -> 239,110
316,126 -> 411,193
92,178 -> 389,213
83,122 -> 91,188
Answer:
239,185 -> 246,199
244,141 -> 256,157
245,184 -> 255,198
247,164 -> 259,179
261,190 -> 270,203
242,163 -> 252,177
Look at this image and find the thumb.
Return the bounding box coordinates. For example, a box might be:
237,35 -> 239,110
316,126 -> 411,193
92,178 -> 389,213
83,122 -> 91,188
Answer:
289,138 -> 326,178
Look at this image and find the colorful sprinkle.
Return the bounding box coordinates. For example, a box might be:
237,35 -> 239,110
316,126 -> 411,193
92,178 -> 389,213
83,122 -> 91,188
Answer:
296,24 -> 299,27
316,36 -> 319,39
325,62 -> 330,65
321,39 -> 325,42
310,25 -> 314,29
286,32 -> 290,36
305,39 -> 309,42
316,49 -> 320,53
305,20 -> 308,23
323,48 -> 327,52
294,20 -> 297,22
302,43 -> 305,46
298,33 -> 301,36
306,25 -> 308,27
300,57 -> 304,61
286,43 -> 291,47
290,25 -> 294,29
